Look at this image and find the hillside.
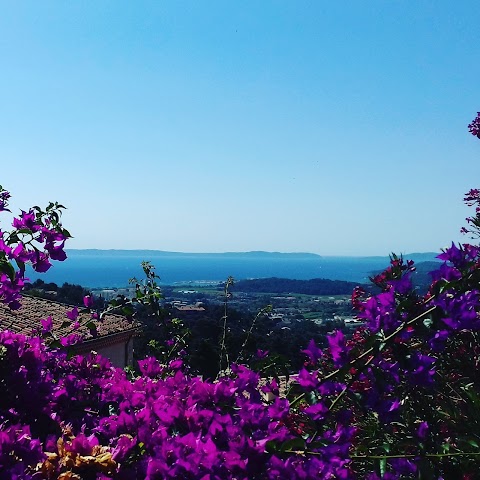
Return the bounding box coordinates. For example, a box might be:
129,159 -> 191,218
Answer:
233,277 -> 366,295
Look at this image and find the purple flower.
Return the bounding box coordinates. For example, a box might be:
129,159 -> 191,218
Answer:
428,330 -> 449,352
83,295 -> 94,308
301,339 -> 322,364
112,435 -> 137,462
409,353 -> 436,386
67,433 -> 99,456
388,273 -> 413,294
60,333 -> 82,347
304,402 -> 329,421
47,240 -> 67,261
12,210 -> 37,231
430,262 -> 462,283
66,306 -> 79,321
417,421 -> 428,440
31,252 -> 52,273
11,243 -> 32,263
327,330 -> 347,367
297,367 -> 319,389
138,356 -> 164,378
437,242 -> 467,269
389,458 -> 417,475
256,349 -> 269,359
41,316 -> 53,334
169,359 -> 183,370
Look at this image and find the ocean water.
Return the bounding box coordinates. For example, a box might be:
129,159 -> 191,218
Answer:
25,250 -> 441,288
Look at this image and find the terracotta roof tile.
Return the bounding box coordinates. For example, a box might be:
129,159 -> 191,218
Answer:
0,295 -> 139,340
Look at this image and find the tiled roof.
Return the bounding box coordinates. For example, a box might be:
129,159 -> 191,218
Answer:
174,305 -> 206,312
0,295 -> 139,340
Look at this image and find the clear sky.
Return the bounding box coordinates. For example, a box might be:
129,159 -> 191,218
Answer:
1,1 -> 479,255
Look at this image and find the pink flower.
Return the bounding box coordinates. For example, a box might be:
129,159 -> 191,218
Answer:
83,295 -> 94,308
40,316 -> 53,334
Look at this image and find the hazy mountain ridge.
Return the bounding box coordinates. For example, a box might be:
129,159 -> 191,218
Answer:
65,249 -> 440,261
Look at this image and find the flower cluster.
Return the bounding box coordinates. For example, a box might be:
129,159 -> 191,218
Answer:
468,112 -> 480,139
0,186 -> 70,309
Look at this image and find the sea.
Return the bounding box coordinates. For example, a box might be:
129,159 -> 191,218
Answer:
24,250 -> 442,288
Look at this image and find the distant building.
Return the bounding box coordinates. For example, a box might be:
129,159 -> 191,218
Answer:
0,295 -> 140,368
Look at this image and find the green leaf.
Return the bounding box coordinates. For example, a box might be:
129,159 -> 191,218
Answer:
439,281 -> 453,294
14,259 -> 25,272
122,305 -> 135,317
137,442 -> 147,455
379,456 -> 387,477
381,442 -> 390,453
49,340 -> 62,349
265,440 -> 279,453
279,437 -> 306,453
0,261 -> 15,282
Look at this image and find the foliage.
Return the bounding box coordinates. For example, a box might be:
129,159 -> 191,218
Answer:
24,279 -> 105,308
0,188 -> 70,309
233,277 -> 366,295
1,114 -> 480,478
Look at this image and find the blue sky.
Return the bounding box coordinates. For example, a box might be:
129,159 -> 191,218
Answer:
1,1 -> 479,255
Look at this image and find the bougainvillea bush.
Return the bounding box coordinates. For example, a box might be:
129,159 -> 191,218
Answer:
2,117 -> 480,479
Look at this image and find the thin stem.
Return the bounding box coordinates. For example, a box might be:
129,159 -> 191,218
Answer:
234,305 -> 271,364
351,452 -> 480,459
218,276 -> 233,377
282,450 -> 480,459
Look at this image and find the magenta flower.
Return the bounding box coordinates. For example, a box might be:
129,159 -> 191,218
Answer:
11,243 -> 32,263
256,349 -> 269,359
417,421 -> 429,440
83,295 -> 94,308
12,210 -> 37,231
409,353 -> 436,386
31,252 -> 52,273
47,240 -> 67,261
304,402 -> 329,421
327,330 -> 347,367
66,306 -> 79,321
60,333 -> 82,347
67,433 -> 99,456
297,367 -> 319,389
437,242 -> 467,268
301,339 -> 323,364
41,316 -> 53,334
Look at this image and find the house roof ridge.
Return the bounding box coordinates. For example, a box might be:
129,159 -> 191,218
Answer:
20,293 -> 126,320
